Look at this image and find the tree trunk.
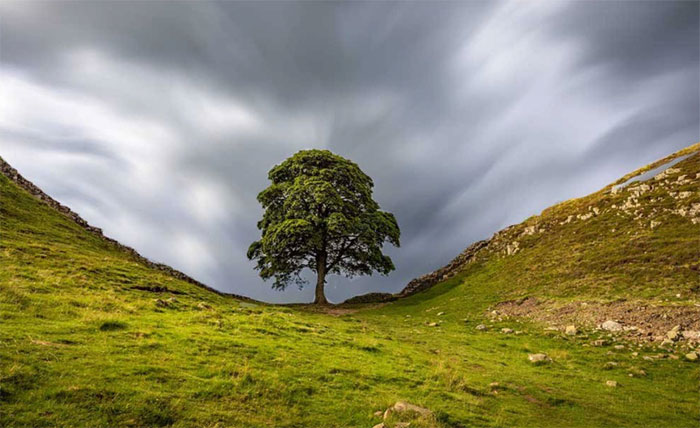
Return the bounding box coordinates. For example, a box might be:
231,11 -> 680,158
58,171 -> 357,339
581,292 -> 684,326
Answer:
314,253 -> 328,305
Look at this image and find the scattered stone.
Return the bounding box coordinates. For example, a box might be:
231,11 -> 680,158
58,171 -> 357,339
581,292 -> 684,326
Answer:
373,411 -> 384,418
197,302 -> 212,310
660,339 -> 674,348
154,299 -> 169,308
602,320 -> 623,332
666,326 -> 681,341
427,322 -> 438,327
592,339 -> 608,347
685,352 -> 698,361
683,330 -> 700,340
604,362 -> 619,369
489,382 -> 500,389
614,345 -> 625,350
605,380 -> 618,387
383,402 -> 432,420
501,328 -> 514,334
628,368 -> 646,377
166,297 -> 178,303
565,325 -> 578,336
528,353 -> 551,364
476,324 -> 487,331
437,312 -> 445,316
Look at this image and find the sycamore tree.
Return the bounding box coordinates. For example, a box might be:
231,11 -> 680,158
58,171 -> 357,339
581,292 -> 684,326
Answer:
247,149 -> 400,305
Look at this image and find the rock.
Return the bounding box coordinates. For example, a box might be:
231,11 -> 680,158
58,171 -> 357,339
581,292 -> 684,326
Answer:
592,339 -> 608,347
197,302 -> 212,310
565,325 -> 578,336
528,353 -> 550,364
385,402 -> 431,419
613,345 -> 625,350
501,328 -> 514,334
166,297 -> 177,303
660,339 -> 674,347
373,411 -> 384,418
602,320 -> 623,332
605,380 -> 618,387
437,311 -> 445,316
489,382 -> 500,388
682,330 -> 700,340
685,352 -> 698,361
604,362 -> 619,370
427,322 -> 438,327
628,368 -> 646,377
476,324 -> 487,331
154,299 -> 169,308
666,326 -> 682,341
372,423 -> 385,428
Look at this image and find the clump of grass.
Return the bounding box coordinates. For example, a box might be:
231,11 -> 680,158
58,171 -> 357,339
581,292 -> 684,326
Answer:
99,321 -> 128,332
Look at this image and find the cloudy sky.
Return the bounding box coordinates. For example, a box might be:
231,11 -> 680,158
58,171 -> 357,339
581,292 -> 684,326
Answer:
1,1 -> 697,303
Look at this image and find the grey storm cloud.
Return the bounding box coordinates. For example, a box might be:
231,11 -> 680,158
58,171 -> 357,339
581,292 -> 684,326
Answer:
0,1 -> 697,303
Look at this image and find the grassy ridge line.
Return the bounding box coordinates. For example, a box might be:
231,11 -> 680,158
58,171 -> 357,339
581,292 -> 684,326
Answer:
0,155 -> 256,303
385,142 -> 700,302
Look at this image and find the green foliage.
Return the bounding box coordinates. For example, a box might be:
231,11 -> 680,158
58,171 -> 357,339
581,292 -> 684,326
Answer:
248,150 -> 400,299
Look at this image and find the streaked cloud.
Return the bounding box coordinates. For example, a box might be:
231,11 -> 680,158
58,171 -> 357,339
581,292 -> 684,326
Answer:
1,0 -> 697,302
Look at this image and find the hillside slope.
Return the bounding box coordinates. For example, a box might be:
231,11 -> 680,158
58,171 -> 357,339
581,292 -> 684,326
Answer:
1,144 -> 699,428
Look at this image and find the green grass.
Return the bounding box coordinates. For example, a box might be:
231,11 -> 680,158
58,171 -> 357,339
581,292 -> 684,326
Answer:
1,145 -> 699,427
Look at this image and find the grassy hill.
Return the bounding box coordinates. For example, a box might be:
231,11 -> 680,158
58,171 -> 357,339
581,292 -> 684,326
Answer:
1,144 -> 699,428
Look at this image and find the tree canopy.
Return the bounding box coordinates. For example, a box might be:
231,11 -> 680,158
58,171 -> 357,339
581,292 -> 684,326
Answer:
247,149 -> 400,304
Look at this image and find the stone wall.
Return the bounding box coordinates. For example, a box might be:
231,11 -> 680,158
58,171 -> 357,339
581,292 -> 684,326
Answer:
397,239 -> 490,298
0,156 -> 256,302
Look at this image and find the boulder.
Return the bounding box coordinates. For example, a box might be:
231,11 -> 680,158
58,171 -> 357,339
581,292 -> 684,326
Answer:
602,320 -> 623,332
